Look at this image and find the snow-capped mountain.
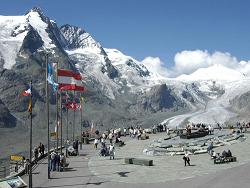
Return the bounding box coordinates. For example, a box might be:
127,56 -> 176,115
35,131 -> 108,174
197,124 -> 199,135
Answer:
3,7 -> 250,165
1,7 -> 250,131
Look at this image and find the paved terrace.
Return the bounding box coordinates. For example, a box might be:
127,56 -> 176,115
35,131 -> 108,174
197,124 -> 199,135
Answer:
22,132 -> 250,188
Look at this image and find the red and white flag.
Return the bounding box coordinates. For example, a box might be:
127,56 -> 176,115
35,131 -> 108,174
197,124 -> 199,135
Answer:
65,101 -> 79,111
58,69 -> 85,92
22,88 -> 31,97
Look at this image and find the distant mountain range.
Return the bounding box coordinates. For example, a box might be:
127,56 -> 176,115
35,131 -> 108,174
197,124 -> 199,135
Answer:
0,7 -> 250,143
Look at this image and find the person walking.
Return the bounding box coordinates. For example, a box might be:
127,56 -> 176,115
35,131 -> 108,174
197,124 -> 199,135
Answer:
183,150 -> 191,166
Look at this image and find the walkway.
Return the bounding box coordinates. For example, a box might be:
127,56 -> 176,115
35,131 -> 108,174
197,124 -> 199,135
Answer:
21,133 -> 250,188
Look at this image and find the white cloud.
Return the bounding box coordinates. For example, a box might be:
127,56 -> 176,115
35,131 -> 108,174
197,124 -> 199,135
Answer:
140,50 -> 250,78
141,50 -> 250,78
172,50 -> 241,76
140,56 -> 170,77
174,50 -> 210,75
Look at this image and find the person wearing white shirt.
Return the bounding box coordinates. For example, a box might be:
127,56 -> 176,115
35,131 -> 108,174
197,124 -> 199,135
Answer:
109,144 -> 115,160
183,150 -> 191,166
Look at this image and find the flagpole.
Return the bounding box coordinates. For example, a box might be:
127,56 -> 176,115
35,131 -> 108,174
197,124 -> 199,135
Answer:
46,53 -> 51,179
60,91 -> 63,154
80,97 -> 83,150
73,91 -> 75,141
29,80 -> 33,188
56,62 -> 59,151
66,92 -> 69,157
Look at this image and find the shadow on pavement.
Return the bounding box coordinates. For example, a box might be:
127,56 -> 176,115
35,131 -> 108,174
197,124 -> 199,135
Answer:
116,171 -> 132,177
63,168 -> 77,172
38,181 -> 109,187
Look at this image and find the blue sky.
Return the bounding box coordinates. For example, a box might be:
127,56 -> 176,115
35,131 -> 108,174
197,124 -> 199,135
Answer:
1,0 -> 250,68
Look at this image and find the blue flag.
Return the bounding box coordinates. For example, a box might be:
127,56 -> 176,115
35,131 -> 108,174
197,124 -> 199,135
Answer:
47,63 -> 58,92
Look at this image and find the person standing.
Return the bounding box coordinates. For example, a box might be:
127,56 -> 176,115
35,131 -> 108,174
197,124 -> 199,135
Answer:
123,127 -> 127,137
94,138 -> 99,149
109,144 -> 115,160
75,140 -> 79,155
55,152 -> 61,171
34,147 -> 39,164
59,153 -> 66,171
183,150 -> 191,166
108,132 -> 113,144
50,150 -> 56,171
40,143 -> 45,156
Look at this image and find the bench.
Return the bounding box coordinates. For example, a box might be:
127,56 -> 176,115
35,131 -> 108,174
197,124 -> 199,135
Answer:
124,158 -> 153,166
124,158 -> 134,164
214,156 -> 237,164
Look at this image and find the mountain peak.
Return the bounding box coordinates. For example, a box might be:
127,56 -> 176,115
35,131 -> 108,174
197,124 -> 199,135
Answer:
26,7 -> 44,16
60,24 -> 103,51
177,64 -> 245,81
25,7 -> 49,24
30,7 -> 43,13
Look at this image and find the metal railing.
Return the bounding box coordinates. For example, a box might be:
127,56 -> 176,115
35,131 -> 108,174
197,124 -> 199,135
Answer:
0,161 -> 25,179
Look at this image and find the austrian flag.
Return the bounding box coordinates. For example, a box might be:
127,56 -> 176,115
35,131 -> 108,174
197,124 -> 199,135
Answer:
58,69 -> 85,92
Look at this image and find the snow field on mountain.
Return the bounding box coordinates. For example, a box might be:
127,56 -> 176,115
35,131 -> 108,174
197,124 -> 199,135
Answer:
0,16 -> 28,69
177,64 -> 245,81
27,11 -> 55,49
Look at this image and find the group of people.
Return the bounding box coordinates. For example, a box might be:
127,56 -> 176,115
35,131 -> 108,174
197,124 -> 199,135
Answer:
211,149 -> 232,160
185,123 -> 214,135
93,129 -> 121,160
33,142 -> 45,163
50,151 -> 66,171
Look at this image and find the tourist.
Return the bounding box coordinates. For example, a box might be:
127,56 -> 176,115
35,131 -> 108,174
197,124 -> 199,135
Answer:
94,138 -> 99,149
40,142 -> 45,156
208,125 -> 213,134
221,150 -> 227,158
108,132 -> 113,144
137,130 -> 142,140
123,127 -> 127,136
55,152 -> 61,171
109,144 -> 115,160
50,150 -> 56,171
59,153 -> 66,171
227,150 -> 232,157
207,141 -> 213,155
34,147 -> 39,164
166,127 -> 170,135
183,150 -> 191,166
100,142 -> 108,156
240,124 -> 243,133
72,140 -> 79,155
